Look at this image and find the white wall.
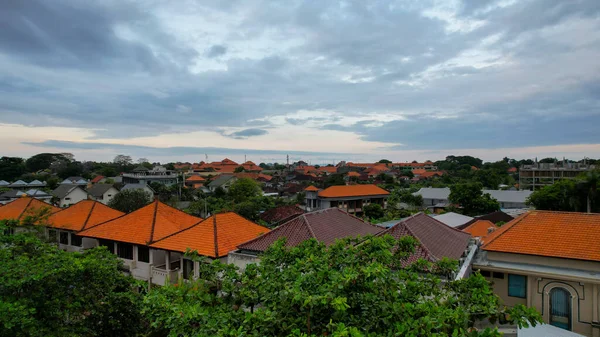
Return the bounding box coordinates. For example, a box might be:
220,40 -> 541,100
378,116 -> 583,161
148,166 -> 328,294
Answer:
60,188 -> 88,207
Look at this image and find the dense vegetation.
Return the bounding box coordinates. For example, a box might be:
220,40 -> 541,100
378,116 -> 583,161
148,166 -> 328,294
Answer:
0,223 -> 541,336
527,170 -> 600,213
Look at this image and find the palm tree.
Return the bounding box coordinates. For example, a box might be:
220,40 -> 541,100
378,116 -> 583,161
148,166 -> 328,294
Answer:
578,170 -> 599,213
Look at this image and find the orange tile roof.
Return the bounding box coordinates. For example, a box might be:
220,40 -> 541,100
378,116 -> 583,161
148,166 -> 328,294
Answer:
319,166 -> 337,174
347,171 -> 361,177
186,175 -> 205,182
79,200 -> 202,245
412,169 -> 427,175
419,171 -> 444,178
304,185 -> 319,191
483,211 -> 600,262
0,197 -> 60,222
234,173 -> 272,181
150,212 -> 270,257
462,220 -> 496,243
318,184 -> 390,198
48,200 -> 124,231
508,167 -> 518,173
90,175 -> 105,184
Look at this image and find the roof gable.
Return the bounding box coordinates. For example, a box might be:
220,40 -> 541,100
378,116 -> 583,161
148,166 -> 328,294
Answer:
318,184 -> 390,198
48,200 -> 124,231
78,200 -> 201,245
87,184 -> 117,197
0,197 -> 60,222
483,211 -> 600,262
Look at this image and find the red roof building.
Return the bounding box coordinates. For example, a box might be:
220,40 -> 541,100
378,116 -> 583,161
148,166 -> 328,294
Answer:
462,220 -> 497,243
259,205 -> 305,226
305,184 -> 390,214
48,200 -> 124,232
318,184 -> 389,198
90,175 -> 105,184
0,197 -> 60,224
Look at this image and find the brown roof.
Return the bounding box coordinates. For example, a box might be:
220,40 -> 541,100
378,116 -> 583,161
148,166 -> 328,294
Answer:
238,208 -> 383,252
379,213 -> 471,261
483,211 -> 600,262
259,205 -> 304,225
79,200 -> 201,245
318,184 -> 389,198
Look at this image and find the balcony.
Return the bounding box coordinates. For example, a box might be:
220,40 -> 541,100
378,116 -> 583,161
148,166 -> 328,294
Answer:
151,261 -> 180,285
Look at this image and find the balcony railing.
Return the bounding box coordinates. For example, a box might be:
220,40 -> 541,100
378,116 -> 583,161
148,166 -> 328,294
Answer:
152,261 -> 180,285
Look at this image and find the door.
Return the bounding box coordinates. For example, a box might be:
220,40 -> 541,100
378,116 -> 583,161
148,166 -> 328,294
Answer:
550,287 -> 571,330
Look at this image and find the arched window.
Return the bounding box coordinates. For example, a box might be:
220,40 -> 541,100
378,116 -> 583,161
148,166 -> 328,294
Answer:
550,287 -> 571,331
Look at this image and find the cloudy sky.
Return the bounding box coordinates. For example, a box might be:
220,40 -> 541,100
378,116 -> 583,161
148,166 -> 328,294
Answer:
1,0 -> 599,164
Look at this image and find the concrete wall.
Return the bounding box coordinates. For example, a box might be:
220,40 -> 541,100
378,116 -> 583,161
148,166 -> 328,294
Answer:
476,252 -> 600,336
228,251 -> 260,271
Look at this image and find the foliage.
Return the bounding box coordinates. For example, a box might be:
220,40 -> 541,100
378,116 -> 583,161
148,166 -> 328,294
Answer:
113,154 -> 133,165
449,182 -> 500,216
234,166 -> 246,173
526,173 -> 600,213
377,159 -> 391,164
0,225 -> 143,337
363,203 -> 384,219
108,189 -> 152,213
324,174 -> 346,187
0,156 -> 26,181
25,153 -> 72,172
228,178 -> 262,203
142,236 -> 541,336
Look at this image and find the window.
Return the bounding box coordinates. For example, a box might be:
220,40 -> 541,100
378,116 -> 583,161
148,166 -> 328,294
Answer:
117,243 -> 134,260
183,259 -> 195,280
137,246 -> 150,263
493,272 -> 505,279
70,233 -> 82,247
99,239 -> 114,253
65,197 -> 71,201
48,229 -> 57,242
479,270 -> 491,278
59,231 -> 69,244
508,274 -> 527,298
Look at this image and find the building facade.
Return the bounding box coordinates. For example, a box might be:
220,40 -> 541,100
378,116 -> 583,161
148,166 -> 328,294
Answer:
304,184 -> 390,214
519,161 -> 596,191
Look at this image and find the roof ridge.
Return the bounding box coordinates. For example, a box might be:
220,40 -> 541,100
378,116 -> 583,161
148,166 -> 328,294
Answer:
148,200 -> 160,244
338,208 -> 382,230
149,217 -> 207,246
17,197 -> 35,220
379,221 -> 436,261
77,205 -> 130,233
302,213 -> 318,239
482,212 -> 531,249
81,200 -> 98,231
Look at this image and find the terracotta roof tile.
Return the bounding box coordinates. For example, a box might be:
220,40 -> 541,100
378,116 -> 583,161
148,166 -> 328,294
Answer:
260,205 -> 304,225
238,208 -> 382,252
90,175 -> 105,184
150,212 -> 270,257
379,213 -> 471,261
462,220 -> 496,243
78,200 -> 201,245
48,200 -> 124,231
483,211 -> 600,262
347,172 -> 361,177
304,185 -> 319,191
319,166 -> 337,174
186,175 -> 205,182
0,197 -> 60,222
318,184 -> 389,198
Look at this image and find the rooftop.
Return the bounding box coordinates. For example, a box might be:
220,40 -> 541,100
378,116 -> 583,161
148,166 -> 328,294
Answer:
483,211 -> 600,262
318,184 -> 389,198
432,212 -> 474,228
0,197 -> 60,222
87,184 -> 117,197
48,200 -> 124,231
78,200 -> 202,245
462,220 -> 497,243
238,208 -> 383,253
150,212 -> 270,258
259,205 -> 304,225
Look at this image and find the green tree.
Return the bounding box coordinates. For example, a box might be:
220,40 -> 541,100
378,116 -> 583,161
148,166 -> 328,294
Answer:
228,178 -> 261,203
526,180 -> 579,211
0,156 -> 26,181
363,203 -> 384,219
324,174 -> 346,187
378,159 -> 391,164
577,170 -> 600,213
0,223 -> 143,337
25,153 -> 70,172
108,189 -> 152,213
449,182 -> 500,216
234,166 -> 246,173
142,236 -> 541,336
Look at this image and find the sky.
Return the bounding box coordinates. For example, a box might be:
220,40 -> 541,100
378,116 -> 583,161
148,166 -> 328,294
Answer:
1,0 -> 599,164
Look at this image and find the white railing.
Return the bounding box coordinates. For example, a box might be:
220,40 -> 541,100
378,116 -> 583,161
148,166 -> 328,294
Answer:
152,265 -> 180,285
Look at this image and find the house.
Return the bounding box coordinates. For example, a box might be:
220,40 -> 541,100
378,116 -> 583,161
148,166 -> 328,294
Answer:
0,197 -> 60,226
120,183 -> 155,200
0,190 -> 28,204
122,165 -> 179,186
432,212 -> 474,228
207,175 -> 237,192
150,212 -> 270,279
78,200 -> 202,285
47,200 -> 124,252
61,176 -> 89,186
234,172 -> 272,183
52,185 -> 88,207
185,175 -> 206,189
462,220 -> 497,243
232,208 -> 383,269
241,161 -> 263,172
24,189 -> 52,202
457,210 -> 514,230
414,187 -> 532,209
304,184 -> 390,214
8,180 -> 29,189
472,211 -> 600,336
90,175 -> 105,184
27,180 -> 47,188
0,180 -> 9,187
377,213 -> 472,270
259,205 -> 304,227
87,184 -> 120,205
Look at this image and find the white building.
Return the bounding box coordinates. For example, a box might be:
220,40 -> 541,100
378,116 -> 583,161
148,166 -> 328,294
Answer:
52,185 -> 88,208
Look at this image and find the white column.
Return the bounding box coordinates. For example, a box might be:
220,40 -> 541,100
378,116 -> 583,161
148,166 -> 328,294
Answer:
165,251 -> 171,272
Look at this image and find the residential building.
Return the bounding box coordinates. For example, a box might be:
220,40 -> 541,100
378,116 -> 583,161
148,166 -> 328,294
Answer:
232,208 -> 383,269
304,184 -> 390,214
149,212 -> 270,281
391,161 -> 438,171
61,176 -> 89,186
462,220 -> 497,243
473,211 -> 600,336
0,180 -> 9,187
0,197 -> 60,226
433,212 -> 474,228
52,185 -> 88,208
259,205 -> 304,227
207,175 -> 237,192
87,184 -> 120,205
8,180 -> 29,189
78,200 -> 202,285
90,175 -> 105,184
46,200 -> 124,252
24,189 -> 52,202
519,160 -> 596,191
414,187 -> 533,210
0,190 -> 28,204
377,213 -> 473,272
122,165 -> 180,186
120,183 -> 155,200
191,158 -> 240,174
458,210 -> 514,230
185,175 -> 205,189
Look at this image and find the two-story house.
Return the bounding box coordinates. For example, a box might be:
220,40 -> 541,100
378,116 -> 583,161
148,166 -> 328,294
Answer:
87,184 -> 120,205
304,184 -> 390,214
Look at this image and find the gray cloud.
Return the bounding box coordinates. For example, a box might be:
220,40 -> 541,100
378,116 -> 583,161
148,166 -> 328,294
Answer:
1,0 -> 599,151
227,128 -> 269,139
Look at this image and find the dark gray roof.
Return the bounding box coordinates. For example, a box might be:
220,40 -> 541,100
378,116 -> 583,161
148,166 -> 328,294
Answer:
432,212 -> 474,228
0,190 -> 27,199
208,175 -> 236,188
87,184 -> 117,197
121,183 -> 154,192
53,184 -> 82,198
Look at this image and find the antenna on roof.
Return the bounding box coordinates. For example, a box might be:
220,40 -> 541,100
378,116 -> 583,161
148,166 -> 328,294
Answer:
245,154 -> 247,163
205,154 -> 208,162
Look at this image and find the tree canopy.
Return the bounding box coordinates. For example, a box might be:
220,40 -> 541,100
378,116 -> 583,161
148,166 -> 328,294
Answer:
449,182 -> 500,216
108,189 -> 152,213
